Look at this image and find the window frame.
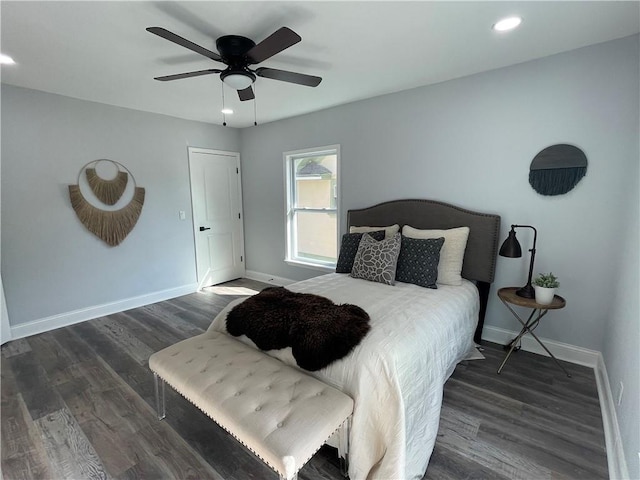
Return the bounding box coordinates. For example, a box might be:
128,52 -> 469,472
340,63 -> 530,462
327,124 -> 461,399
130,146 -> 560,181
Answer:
284,144 -> 340,271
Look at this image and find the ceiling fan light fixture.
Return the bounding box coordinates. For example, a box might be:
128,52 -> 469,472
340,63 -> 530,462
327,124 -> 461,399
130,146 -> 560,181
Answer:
492,16 -> 522,32
221,71 -> 255,90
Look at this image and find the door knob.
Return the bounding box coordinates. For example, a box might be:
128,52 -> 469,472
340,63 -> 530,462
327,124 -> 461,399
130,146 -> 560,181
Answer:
199,226 -> 211,231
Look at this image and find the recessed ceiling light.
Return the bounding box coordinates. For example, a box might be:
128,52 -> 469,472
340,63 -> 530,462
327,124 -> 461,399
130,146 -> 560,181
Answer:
221,108 -> 233,115
0,53 -> 16,65
492,16 -> 522,32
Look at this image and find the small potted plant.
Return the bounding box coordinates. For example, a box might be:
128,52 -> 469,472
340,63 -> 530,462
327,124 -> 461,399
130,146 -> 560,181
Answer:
532,272 -> 559,305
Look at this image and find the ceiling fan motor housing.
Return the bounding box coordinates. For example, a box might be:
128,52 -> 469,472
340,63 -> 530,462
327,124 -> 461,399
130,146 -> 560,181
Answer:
216,35 -> 258,89
216,35 -> 256,62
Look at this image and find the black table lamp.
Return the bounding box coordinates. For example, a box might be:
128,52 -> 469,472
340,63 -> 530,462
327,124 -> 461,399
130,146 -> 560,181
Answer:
499,224 -> 537,298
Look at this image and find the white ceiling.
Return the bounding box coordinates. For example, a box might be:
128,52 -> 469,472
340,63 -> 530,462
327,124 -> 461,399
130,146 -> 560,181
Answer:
2,1 -> 638,128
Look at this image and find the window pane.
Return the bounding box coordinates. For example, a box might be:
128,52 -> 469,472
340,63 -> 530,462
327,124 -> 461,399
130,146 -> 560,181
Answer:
294,210 -> 337,263
294,155 -> 337,209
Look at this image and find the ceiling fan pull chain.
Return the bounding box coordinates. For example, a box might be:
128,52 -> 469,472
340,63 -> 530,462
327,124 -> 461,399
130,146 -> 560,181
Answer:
221,81 -> 227,126
254,84 -> 258,126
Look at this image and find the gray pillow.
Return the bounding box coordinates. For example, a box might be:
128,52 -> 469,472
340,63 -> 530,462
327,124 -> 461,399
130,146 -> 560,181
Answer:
395,236 -> 444,289
336,230 -> 385,273
350,232 -> 401,285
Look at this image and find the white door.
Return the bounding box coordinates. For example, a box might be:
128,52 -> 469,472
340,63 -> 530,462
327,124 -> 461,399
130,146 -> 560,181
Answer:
188,148 -> 245,288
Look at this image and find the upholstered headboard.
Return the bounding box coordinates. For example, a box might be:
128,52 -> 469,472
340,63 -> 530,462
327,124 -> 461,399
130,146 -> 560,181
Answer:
347,199 -> 501,342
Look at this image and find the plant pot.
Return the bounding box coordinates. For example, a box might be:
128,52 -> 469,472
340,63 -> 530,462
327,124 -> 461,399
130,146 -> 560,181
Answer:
534,286 -> 556,305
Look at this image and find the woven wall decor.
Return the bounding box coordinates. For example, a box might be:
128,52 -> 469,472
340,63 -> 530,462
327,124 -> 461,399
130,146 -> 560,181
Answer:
529,144 -> 588,196
69,160 -> 145,246
86,166 -> 128,205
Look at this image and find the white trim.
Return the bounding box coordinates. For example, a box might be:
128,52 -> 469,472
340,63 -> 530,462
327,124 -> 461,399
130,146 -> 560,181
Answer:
284,259 -> 335,273
244,270 -> 296,287
481,324 -> 599,367
9,283 -> 198,340
283,144 -> 340,269
1,275 -> 12,345
594,353 -> 629,480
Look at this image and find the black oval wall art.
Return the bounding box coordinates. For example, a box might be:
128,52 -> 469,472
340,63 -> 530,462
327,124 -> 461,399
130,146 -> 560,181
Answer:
529,144 -> 588,196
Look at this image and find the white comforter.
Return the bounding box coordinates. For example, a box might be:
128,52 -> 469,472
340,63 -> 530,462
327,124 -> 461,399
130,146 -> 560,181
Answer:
208,273 -> 478,479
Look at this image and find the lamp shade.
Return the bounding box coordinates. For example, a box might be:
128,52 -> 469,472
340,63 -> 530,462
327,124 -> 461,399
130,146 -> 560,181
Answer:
499,224 -> 538,299
499,229 -> 522,258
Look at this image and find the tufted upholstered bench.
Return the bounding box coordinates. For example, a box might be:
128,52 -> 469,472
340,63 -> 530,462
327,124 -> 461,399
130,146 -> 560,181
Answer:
148,331 -> 353,480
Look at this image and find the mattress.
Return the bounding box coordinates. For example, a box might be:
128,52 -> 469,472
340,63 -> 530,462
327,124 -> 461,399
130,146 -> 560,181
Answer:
208,273 -> 479,479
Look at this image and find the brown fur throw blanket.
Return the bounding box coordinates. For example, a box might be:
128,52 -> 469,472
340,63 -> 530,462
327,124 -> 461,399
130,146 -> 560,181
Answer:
226,287 -> 370,371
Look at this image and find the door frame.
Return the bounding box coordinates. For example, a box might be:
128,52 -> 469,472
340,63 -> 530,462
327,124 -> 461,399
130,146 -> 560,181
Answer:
187,147 -> 245,288
1,275 -> 11,345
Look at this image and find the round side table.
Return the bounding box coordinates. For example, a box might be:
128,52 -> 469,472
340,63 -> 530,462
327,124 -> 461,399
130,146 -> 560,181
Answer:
497,287 -> 570,377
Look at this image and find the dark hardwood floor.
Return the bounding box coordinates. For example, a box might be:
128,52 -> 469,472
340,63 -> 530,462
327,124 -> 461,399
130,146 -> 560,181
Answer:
1,279 -> 608,480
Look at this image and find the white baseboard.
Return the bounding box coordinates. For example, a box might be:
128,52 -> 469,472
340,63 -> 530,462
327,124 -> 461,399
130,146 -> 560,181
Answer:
9,271 -> 293,340
244,270 -> 296,286
481,324 -> 599,367
483,324 -> 628,479
10,283 -> 199,340
594,354 -> 630,480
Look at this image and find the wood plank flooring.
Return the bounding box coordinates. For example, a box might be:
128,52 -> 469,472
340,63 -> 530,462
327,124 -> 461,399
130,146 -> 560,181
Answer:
1,279 -> 608,480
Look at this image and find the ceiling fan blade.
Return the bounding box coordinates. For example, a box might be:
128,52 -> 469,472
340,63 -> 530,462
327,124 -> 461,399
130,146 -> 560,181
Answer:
154,69 -> 222,81
255,67 -> 322,87
238,86 -> 255,101
246,27 -> 301,64
147,27 -> 222,62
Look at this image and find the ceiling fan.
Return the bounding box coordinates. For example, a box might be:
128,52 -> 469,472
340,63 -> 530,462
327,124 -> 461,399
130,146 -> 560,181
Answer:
146,26 -> 322,101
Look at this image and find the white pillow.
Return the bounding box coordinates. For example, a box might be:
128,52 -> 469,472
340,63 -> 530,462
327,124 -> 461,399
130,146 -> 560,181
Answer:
402,225 -> 470,286
349,224 -> 400,239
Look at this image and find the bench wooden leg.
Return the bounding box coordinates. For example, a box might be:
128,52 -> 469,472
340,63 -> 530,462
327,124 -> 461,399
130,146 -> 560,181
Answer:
338,417 -> 350,477
154,373 -> 166,420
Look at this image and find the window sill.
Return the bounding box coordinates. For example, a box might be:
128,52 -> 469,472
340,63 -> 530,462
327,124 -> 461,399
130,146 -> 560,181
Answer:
285,259 -> 335,273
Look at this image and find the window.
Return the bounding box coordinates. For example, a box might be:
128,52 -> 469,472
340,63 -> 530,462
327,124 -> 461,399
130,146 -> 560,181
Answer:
285,145 -> 339,269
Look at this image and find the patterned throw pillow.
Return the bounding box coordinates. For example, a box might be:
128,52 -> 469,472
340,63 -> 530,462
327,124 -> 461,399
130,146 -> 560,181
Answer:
402,225 -> 470,286
350,232 -> 402,285
395,236 -> 445,289
335,230 -> 385,273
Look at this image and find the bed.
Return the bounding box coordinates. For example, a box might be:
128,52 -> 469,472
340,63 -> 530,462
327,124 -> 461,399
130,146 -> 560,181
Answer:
209,199 -> 501,479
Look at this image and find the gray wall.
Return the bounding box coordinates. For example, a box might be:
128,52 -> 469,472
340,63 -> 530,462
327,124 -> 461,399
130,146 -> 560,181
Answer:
240,34 -> 638,351
1,84 -> 240,325
603,153 -> 639,480
240,35 -> 639,475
